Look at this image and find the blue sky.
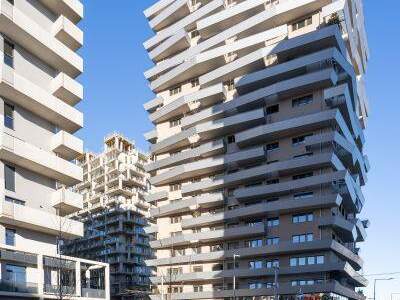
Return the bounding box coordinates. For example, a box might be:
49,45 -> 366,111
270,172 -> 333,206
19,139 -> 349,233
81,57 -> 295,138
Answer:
78,1 -> 400,298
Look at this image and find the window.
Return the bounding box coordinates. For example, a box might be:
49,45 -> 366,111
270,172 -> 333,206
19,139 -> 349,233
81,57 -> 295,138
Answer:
266,237 -> 279,246
192,246 -> 202,254
169,183 -> 181,192
227,135 -> 235,144
266,282 -> 276,288
292,94 -> 313,107
5,228 -> 15,246
294,192 -> 314,200
210,244 -> 223,252
265,142 -> 279,152
169,267 -> 183,275
267,217 -> 279,227
266,104 -> 279,115
228,241 -> 239,250
169,86 -> 182,96
170,216 -> 182,224
4,39 -> 14,68
266,260 -> 279,269
170,118 -> 182,127
316,256 -> 324,264
247,219 -> 262,227
267,178 -> 279,185
292,233 -> 313,243
191,78 -> 199,87
291,279 -> 322,287
190,30 -> 200,39
249,282 -> 263,289
4,103 -> 14,130
246,239 -> 262,248
225,79 -> 235,91
293,172 -> 313,180
249,260 -> 263,269
170,231 -> 182,237
193,285 -> 203,292
292,134 -> 313,146
171,248 -> 185,257
292,16 -> 312,31
293,213 -> 314,223
6,264 -> 26,283
5,196 -> 24,206
5,164 -> 15,192
193,266 -> 203,272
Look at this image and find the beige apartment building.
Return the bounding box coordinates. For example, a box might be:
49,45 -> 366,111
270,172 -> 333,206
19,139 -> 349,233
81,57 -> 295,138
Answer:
143,0 -> 370,300
63,133 -> 153,300
0,0 -> 109,299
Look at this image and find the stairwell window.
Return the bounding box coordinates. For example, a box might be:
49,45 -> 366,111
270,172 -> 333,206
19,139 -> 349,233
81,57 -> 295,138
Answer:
4,39 -> 14,68
5,164 -> 15,192
292,16 -> 313,31
4,103 -> 14,130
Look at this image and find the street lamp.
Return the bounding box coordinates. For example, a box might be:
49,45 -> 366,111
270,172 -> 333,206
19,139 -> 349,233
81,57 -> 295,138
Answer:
233,254 -> 240,300
374,278 -> 394,300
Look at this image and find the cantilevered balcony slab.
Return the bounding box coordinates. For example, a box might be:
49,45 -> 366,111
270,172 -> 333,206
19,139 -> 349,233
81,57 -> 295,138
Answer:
149,0 -> 190,32
181,152 -> 343,196
150,193 -> 225,218
51,72 -> 83,106
144,0 -> 224,51
144,96 -> 164,113
149,83 -> 226,124
151,108 -> 265,155
0,64 -> 83,132
184,68 -> 338,129
181,194 -> 341,229
0,200 -> 83,239
319,216 -> 358,242
52,15 -> 83,51
0,132 -> 83,186
149,223 -> 264,249
51,188 -> 83,216
51,130 -> 83,160
0,0 -> 83,77
144,0 -> 176,19
149,29 -> 190,62
144,129 -> 158,144
38,0 -> 83,23
147,239 -> 363,271
146,139 -> 225,172
150,146 -> 265,186
144,190 -> 169,203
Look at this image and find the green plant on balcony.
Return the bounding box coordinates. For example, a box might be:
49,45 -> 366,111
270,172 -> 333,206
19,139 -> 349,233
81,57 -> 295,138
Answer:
327,13 -> 341,26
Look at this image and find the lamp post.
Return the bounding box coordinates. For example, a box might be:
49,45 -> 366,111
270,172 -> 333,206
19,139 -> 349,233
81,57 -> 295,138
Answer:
233,254 -> 240,300
374,278 -> 394,300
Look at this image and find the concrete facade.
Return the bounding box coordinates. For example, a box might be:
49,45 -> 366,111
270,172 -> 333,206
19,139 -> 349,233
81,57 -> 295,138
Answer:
143,0 -> 370,300
0,0 -> 109,299
63,134 -> 153,300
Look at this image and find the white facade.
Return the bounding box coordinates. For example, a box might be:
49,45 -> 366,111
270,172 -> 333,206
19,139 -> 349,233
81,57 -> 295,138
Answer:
0,0 -> 109,299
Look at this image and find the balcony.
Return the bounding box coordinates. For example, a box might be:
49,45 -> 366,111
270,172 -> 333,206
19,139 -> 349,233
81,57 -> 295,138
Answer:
144,129 -> 158,144
149,0 -> 191,32
0,200 -> 83,239
149,28 -> 190,62
38,0 -> 84,23
0,132 -> 83,186
144,0 -> 176,19
0,248 -> 38,266
0,280 -> 38,295
0,0 -> 83,77
51,130 -> 83,160
51,188 -> 83,216
0,64 -> 83,133
150,223 -> 265,249
144,190 -> 169,203
181,152 -> 342,196
51,72 -> 83,106
145,139 -> 225,173
150,146 -> 265,186
52,15 -> 83,50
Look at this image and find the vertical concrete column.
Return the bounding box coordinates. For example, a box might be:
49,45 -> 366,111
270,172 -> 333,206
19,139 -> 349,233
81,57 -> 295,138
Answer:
75,260 -> 81,297
37,254 -> 44,296
104,264 -> 110,300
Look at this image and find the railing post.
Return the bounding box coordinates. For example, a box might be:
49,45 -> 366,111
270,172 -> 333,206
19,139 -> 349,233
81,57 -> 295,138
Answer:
37,254 -> 44,296
75,260 -> 81,297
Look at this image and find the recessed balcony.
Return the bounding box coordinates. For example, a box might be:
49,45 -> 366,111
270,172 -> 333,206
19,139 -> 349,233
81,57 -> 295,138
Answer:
51,130 -> 83,160
0,64 -> 83,133
0,132 -> 82,186
51,188 -> 83,216
51,72 -> 83,106
0,0 -> 83,77
52,15 -> 83,51
0,200 -> 83,239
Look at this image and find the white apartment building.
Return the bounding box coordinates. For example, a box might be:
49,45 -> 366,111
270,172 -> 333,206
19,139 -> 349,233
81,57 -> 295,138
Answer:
143,0 -> 370,300
0,0 -> 109,299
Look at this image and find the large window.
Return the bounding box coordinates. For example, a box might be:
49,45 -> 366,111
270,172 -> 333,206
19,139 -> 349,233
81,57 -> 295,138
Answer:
4,103 -> 14,129
249,260 -> 263,269
5,164 -> 15,192
246,239 -> 262,248
6,264 -> 26,283
292,233 -> 314,243
293,213 -> 314,223
266,237 -> 280,246
292,16 -> 313,31
5,228 -> 15,246
4,39 -> 14,68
